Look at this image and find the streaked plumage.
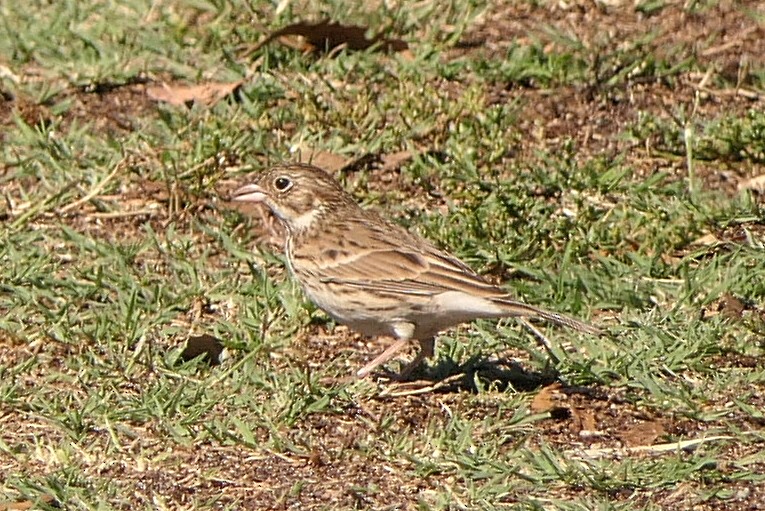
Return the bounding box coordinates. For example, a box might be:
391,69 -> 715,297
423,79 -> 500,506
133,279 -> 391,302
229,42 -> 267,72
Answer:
232,163 -> 599,377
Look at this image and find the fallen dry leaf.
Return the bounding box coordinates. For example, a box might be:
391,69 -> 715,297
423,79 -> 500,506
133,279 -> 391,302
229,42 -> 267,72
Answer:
250,20 -> 408,55
530,382 -> 564,413
380,150 -> 414,172
719,293 -> 747,319
0,495 -> 57,511
690,232 -> 720,246
297,148 -> 350,173
146,81 -> 243,107
738,174 -> 765,191
618,420 -> 666,448
179,334 -> 226,366
571,408 -> 598,434
704,292 -> 747,321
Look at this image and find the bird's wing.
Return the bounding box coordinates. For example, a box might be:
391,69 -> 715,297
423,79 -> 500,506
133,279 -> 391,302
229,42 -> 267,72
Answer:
317,246 -> 601,333
315,236 -> 505,298
298,219 -> 600,334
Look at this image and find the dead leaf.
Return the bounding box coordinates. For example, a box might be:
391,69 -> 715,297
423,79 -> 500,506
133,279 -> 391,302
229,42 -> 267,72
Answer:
704,292 -> 746,320
618,420 -> 666,447
146,81 -> 243,107
296,148 -> 350,173
571,408 -> 598,434
250,20 -> 408,55
380,150 -> 413,172
738,174 -> 765,191
690,232 -> 720,246
719,293 -> 746,319
179,334 -> 226,365
530,382 -> 564,413
0,495 -> 57,511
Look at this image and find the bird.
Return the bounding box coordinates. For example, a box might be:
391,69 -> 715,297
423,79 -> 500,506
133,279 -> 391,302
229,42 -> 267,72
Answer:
231,163 -> 600,378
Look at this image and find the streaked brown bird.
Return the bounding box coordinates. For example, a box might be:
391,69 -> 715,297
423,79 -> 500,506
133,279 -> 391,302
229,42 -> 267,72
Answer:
232,163 -> 600,377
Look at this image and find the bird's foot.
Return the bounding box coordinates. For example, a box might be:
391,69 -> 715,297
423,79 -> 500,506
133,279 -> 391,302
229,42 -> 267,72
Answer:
356,338 -> 411,378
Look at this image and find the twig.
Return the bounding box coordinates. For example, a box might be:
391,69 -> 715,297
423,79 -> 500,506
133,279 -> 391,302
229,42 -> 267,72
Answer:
518,318 -> 561,364
568,435 -> 733,458
58,158 -> 125,213
378,373 -> 464,397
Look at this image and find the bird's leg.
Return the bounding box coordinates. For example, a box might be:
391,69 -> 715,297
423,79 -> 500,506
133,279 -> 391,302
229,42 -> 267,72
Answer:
357,322 -> 422,378
419,337 -> 435,359
397,337 -> 435,378
356,338 -> 411,378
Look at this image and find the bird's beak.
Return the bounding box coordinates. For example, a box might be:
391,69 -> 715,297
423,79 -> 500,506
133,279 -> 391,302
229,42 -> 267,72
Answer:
231,184 -> 266,203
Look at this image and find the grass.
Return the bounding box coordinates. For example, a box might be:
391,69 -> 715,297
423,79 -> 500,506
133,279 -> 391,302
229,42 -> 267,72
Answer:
2,0 -> 765,509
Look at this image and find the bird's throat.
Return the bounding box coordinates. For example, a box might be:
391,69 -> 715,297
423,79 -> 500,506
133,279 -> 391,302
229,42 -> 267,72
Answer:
287,207 -> 322,234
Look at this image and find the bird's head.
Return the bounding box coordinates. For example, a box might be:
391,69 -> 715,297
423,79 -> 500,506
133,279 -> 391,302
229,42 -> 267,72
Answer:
231,163 -> 354,234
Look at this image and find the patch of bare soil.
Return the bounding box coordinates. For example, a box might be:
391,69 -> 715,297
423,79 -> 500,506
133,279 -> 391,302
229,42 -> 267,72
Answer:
463,0 -> 765,67
458,0 -> 765,195
0,90 -> 47,144
60,80 -> 157,133
5,378 -> 761,510
231,324 -> 765,509
0,79 -> 157,139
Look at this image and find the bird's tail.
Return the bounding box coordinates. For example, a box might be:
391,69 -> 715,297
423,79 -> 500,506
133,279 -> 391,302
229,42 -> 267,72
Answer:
493,297 -> 601,335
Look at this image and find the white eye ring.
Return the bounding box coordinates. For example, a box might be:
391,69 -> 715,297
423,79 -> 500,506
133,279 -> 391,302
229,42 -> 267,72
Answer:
274,176 -> 293,192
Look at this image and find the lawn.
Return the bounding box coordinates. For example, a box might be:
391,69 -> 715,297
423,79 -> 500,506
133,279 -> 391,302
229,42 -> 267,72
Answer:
1,1 -> 765,509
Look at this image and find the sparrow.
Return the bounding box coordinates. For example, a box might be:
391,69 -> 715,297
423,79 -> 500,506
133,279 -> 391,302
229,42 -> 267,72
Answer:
231,163 -> 600,377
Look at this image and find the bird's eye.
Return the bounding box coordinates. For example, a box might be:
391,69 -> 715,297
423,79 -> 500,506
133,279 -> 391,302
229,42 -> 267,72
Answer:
274,176 -> 293,192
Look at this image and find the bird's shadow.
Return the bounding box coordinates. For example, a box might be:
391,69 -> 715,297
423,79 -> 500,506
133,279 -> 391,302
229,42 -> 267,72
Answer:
377,355 -> 561,394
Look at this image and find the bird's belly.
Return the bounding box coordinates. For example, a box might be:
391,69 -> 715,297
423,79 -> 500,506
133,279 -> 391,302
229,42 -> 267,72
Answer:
302,284 -> 491,340
302,285 -> 397,337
